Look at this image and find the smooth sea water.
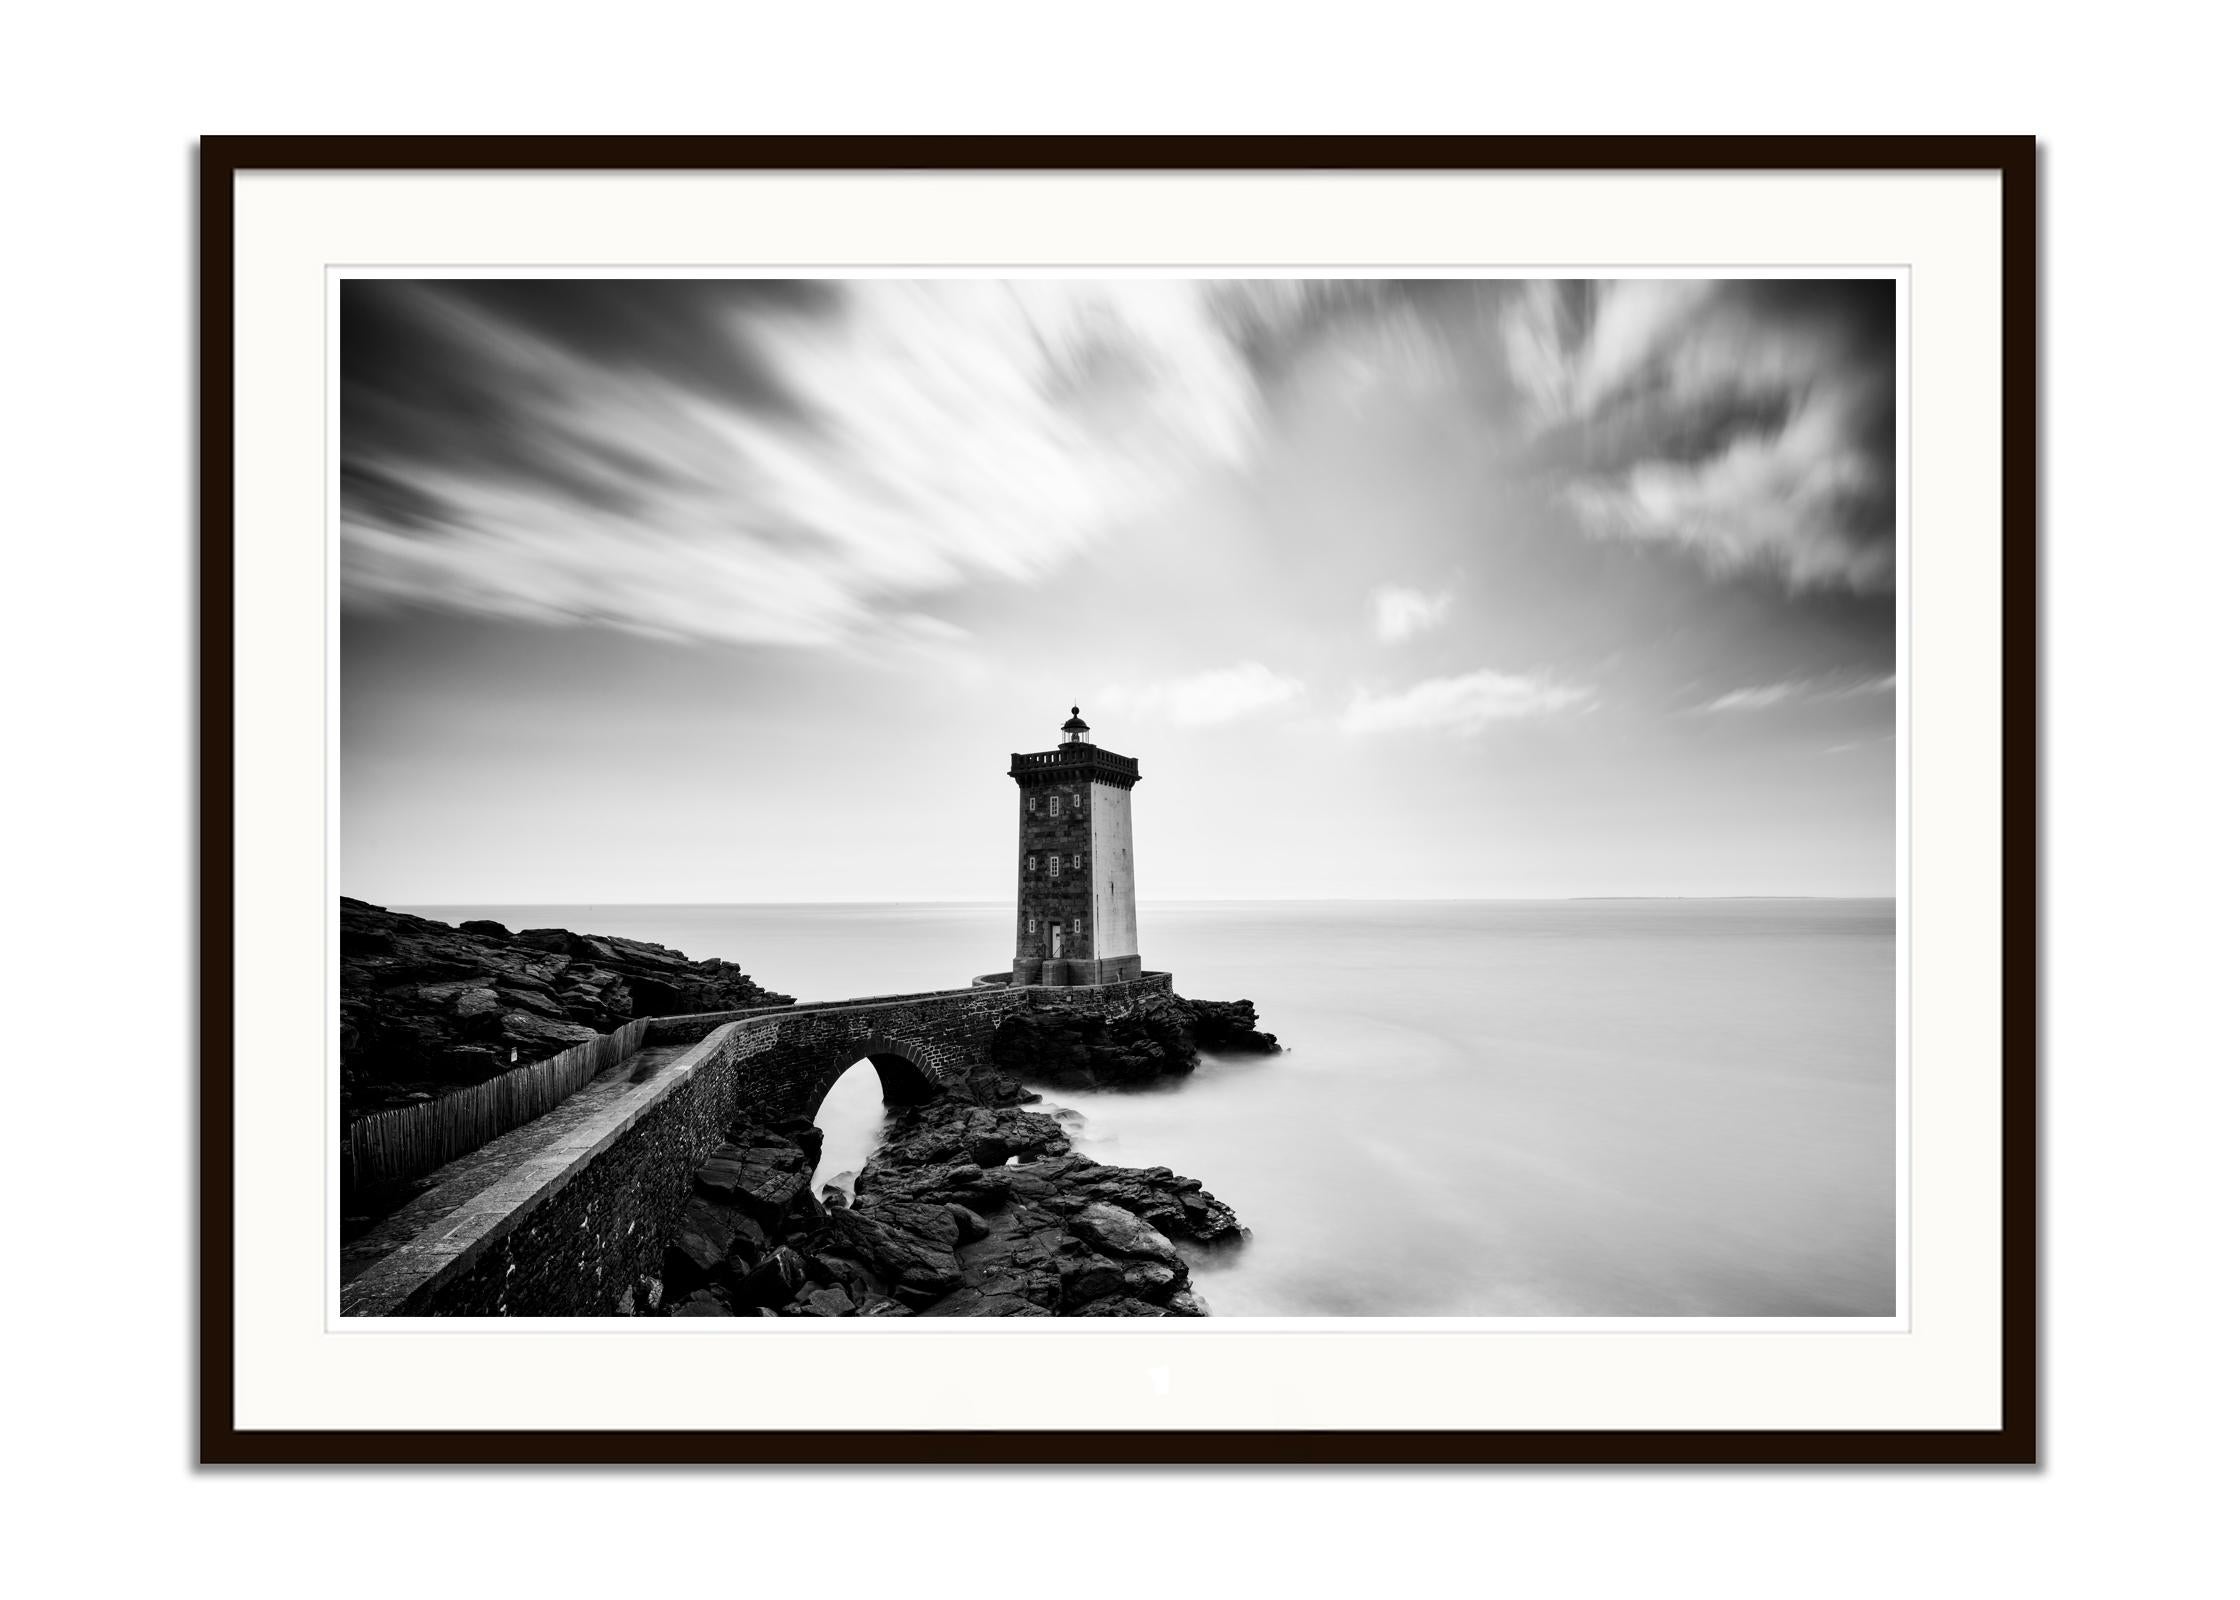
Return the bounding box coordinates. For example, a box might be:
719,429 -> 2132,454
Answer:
404,899 -> 1897,1318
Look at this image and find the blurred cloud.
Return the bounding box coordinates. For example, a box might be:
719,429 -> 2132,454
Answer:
342,276 -> 1895,649
1703,683 -> 1805,712
1504,279 -> 1896,593
1105,661 -> 1307,726
1502,279 -> 1718,419
1700,673 -> 1897,713
340,263 -> 1901,762
1371,584 -> 1454,643
1341,669 -> 1594,735
342,279 -> 1320,649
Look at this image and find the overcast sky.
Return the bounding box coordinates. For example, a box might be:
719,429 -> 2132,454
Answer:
341,276 -> 1897,903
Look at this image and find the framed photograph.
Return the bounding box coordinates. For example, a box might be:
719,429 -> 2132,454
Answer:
202,136 -> 2037,1464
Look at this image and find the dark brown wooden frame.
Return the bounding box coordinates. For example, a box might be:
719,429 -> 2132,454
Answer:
199,135 -> 2038,1466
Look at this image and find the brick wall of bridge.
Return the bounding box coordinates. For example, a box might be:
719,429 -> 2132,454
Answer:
348,973 -> 1174,1317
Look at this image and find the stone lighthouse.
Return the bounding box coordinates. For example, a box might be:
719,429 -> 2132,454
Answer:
1009,707 -> 1142,986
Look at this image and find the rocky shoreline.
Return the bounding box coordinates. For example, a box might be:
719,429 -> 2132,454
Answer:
657,995 -> 1280,1318
337,900 -> 1282,1317
340,899 -> 792,1119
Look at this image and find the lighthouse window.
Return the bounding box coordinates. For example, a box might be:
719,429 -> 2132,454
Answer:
1072,793 -> 1082,812
1026,856 -> 1037,872
1027,916 -> 1036,933
1049,856 -> 1060,877
1071,853 -> 1082,868
1072,917 -> 1081,935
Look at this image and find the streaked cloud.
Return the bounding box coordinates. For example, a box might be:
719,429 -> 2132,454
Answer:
343,276 -> 1896,647
1703,683 -> 1806,712
342,279 -> 1310,649
1699,673 -> 1897,713
1341,669 -> 1594,735
1105,661 -> 1307,727
1371,584 -> 1454,644
1503,280 -> 1896,593
1502,279 -> 1719,420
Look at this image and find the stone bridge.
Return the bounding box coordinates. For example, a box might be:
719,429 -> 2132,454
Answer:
342,972 -> 1174,1317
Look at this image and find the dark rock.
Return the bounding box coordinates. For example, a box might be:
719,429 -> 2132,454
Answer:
774,1118 -> 825,1169
990,1003 -> 1197,1088
795,1285 -> 856,1317
1059,1253 -> 1126,1309
988,993 -> 1280,1093
450,988 -> 505,1021
939,1290 -> 1053,1316
863,1157 -> 1001,1209
672,1287 -> 734,1317
693,1145 -> 747,1198
812,1253 -> 889,1298
497,1010 -> 602,1056
625,975 -> 685,1014
1121,1260 -> 1179,1301
729,1214 -> 772,1260
558,969 -> 633,1026
341,924 -> 395,958
496,986 -> 567,1018
946,1202 -> 990,1243
729,1144 -> 811,1227
1073,1296 -> 1169,1316
1068,1202 -> 1182,1265
668,1195 -> 749,1281
715,1250 -> 759,1299
1176,997 -> 1282,1055
428,1044 -> 504,1082
339,898 -> 791,1121
952,1066 -> 1038,1108
948,1165 -> 1011,1212
733,1246 -> 808,1310
827,1206 -> 964,1301
1003,1165 -> 1059,1202
667,1204 -> 769,1302
864,1200 -> 963,1251
1078,1167 -> 1246,1249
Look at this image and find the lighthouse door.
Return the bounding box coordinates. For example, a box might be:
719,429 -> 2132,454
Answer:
1051,927 -> 1063,958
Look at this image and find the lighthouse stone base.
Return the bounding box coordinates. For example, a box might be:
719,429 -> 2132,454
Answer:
1009,954 -> 1145,988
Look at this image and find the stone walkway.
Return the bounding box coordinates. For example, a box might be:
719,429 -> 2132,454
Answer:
341,1043 -> 692,1285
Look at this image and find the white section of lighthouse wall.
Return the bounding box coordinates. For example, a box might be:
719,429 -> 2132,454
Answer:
1089,782 -> 1139,959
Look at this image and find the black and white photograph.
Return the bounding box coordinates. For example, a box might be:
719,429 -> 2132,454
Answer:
35,0 -> 2240,1569
336,273 -> 1901,1323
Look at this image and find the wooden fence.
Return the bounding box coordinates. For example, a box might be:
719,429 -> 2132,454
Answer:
346,1016 -> 654,1189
